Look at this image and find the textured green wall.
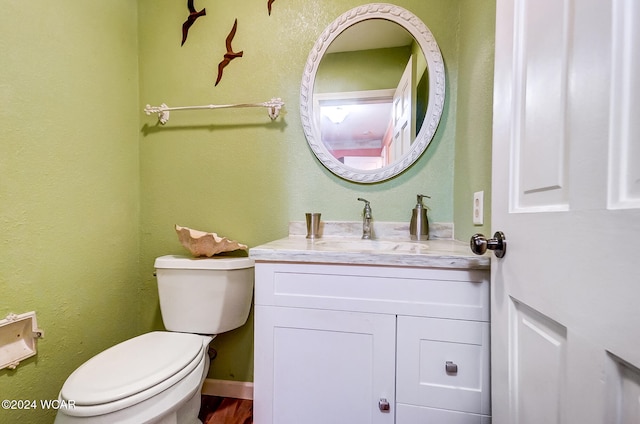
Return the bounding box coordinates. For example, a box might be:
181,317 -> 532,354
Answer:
0,1 -> 494,418
453,0 -> 496,241
137,0 -> 464,382
0,2 -> 140,423
315,46 -> 412,92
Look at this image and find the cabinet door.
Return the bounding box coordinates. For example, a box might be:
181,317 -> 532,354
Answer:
254,306 -> 396,424
396,316 -> 491,416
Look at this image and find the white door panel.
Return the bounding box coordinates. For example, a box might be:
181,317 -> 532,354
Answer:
491,0 -> 640,422
509,299 -> 567,424
514,0 -> 570,211
608,0 -> 640,209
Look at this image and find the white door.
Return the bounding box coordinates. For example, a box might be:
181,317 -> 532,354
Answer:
487,0 -> 640,423
392,56 -> 413,163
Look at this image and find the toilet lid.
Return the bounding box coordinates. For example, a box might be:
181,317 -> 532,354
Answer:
61,332 -> 206,406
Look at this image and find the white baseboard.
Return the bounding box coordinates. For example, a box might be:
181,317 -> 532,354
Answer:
201,378 -> 254,400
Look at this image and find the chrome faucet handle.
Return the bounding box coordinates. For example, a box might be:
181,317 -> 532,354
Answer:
357,198 -> 372,217
357,198 -> 373,239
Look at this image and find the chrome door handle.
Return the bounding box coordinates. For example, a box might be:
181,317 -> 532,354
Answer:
470,231 -> 507,258
378,398 -> 390,412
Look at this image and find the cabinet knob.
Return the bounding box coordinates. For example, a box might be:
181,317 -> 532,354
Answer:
445,361 -> 458,374
378,398 -> 390,412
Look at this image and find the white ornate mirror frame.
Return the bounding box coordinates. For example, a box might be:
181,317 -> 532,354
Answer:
300,3 -> 446,183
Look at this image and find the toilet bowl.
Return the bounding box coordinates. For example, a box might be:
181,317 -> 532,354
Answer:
55,255 -> 254,424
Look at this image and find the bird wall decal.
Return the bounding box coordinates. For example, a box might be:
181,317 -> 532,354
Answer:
215,19 -> 244,86
268,0 -> 276,15
181,0 -> 206,46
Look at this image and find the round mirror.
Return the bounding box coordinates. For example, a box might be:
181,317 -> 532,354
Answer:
301,4 -> 445,183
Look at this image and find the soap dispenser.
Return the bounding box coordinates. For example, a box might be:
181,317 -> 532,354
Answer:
410,194 -> 431,240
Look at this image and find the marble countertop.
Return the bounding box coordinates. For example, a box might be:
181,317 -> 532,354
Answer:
249,222 -> 490,270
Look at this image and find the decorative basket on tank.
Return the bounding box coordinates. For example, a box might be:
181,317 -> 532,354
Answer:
175,225 -> 247,257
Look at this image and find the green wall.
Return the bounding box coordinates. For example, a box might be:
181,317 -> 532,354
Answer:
138,0 -> 493,382
315,46 -> 413,93
1,1 -> 494,420
454,0 -> 496,241
0,2 -> 140,423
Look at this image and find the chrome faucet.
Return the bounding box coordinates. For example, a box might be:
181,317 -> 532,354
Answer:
357,198 -> 373,239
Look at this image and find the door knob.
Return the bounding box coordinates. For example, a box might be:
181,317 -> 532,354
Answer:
470,231 -> 507,258
378,398 -> 390,412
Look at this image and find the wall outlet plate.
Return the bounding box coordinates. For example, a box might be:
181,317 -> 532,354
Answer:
473,191 -> 484,225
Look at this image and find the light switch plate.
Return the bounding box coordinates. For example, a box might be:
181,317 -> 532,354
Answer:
473,191 -> 484,225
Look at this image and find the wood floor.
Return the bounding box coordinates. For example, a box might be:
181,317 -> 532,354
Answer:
199,396 -> 253,424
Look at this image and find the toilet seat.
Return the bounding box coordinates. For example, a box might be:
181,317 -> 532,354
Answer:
58,332 -> 211,417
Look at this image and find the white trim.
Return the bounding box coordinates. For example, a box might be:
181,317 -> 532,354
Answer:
201,378 -> 254,400
315,89 -> 396,105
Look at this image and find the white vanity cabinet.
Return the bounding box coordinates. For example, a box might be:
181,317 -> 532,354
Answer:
253,261 -> 491,424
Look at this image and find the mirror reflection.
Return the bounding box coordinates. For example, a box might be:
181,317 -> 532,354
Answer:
313,19 -> 429,171
301,4 -> 445,183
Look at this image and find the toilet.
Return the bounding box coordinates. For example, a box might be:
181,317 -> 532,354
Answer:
54,255 -> 254,424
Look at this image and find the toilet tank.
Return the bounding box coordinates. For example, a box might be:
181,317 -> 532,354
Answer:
154,255 -> 254,334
